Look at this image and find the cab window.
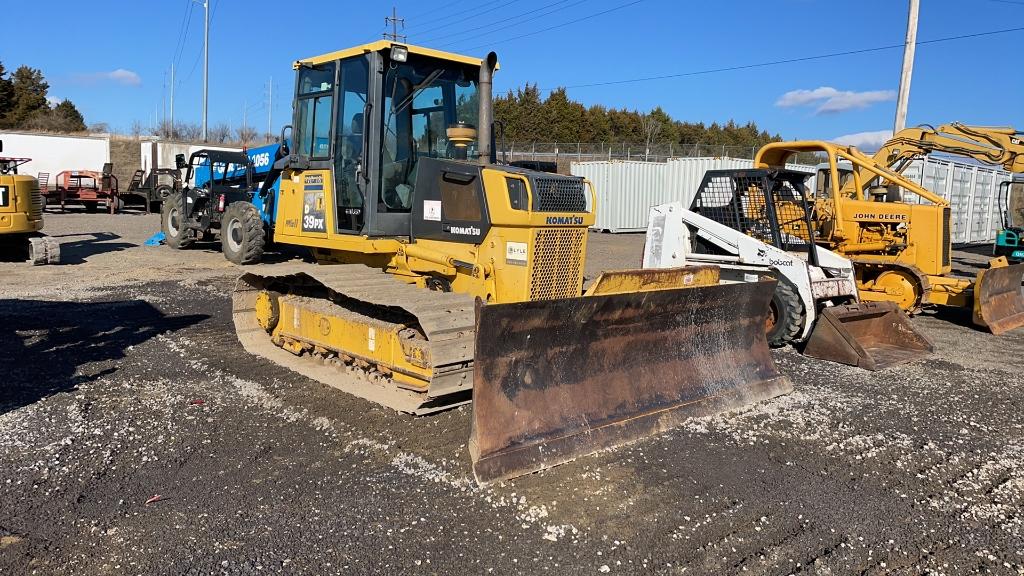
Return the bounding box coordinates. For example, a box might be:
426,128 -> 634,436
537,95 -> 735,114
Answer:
295,63 -> 335,159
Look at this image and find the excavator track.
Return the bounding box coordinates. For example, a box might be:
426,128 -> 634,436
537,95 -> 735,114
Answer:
233,263 -> 477,414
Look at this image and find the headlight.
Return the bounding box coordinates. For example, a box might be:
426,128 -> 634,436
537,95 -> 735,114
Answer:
821,266 -> 852,278
390,45 -> 408,63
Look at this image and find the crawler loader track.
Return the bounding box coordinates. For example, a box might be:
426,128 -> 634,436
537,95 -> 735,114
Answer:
232,263 -> 477,414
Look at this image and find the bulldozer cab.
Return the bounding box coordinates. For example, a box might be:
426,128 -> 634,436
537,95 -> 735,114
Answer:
284,42 -> 495,238
691,169 -> 820,266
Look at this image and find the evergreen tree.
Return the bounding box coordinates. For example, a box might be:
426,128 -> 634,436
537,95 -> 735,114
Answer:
0,62 -> 13,126
493,85 -> 781,151
6,66 -> 49,127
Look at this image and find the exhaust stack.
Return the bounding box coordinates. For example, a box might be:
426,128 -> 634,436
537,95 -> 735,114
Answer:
477,52 -> 498,166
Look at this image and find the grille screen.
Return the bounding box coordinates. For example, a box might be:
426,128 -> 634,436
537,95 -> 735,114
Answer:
29,182 -> 43,219
942,207 -> 951,266
533,176 -> 587,212
530,228 -> 585,300
693,172 -> 814,252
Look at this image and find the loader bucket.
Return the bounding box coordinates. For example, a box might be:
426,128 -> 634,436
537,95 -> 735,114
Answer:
802,302 -> 933,370
973,261 -> 1024,335
468,279 -> 792,485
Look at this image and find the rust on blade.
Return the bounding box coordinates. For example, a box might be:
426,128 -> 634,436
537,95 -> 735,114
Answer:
468,280 -> 792,485
802,302 -> 933,370
973,262 -> 1024,335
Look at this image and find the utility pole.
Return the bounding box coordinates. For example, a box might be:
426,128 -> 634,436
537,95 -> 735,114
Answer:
383,7 -> 406,42
162,70 -> 167,127
893,0 -> 919,133
170,63 -> 175,137
202,0 -> 210,141
267,77 -> 273,142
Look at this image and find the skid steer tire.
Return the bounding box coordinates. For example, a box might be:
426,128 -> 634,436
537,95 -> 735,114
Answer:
766,279 -> 804,347
162,194 -> 195,249
221,201 -> 265,265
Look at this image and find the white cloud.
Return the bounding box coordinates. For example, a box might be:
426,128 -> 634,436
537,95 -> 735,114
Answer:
72,68 -> 142,87
832,130 -> 894,151
46,95 -> 62,107
776,86 -> 895,115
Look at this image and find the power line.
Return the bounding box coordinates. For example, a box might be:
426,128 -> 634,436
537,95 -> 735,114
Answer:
410,0 -> 510,31
410,0 -> 524,39
540,25 -> 1024,91
406,0 -> 464,20
460,0 -> 647,51
170,0 -> 194,69
183,0 -> 218,85
424,0 -> 584,47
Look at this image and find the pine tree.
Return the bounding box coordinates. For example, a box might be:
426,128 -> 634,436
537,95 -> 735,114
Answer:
0,62 -> 13,127
6,66 -> 49,127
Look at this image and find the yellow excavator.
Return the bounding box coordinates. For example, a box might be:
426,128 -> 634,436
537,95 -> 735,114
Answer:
231,41 -> 791,484
753,123 -> 1024,335
0,141 -> 60,264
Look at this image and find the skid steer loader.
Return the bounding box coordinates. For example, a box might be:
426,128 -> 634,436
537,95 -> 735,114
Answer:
231,41 -> 791,484
643,169 -> 932,370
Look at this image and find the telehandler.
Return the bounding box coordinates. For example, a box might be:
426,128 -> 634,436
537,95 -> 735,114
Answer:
749,123 -> 1024,335
0,141 -> 60,264
232,41 -> 791,484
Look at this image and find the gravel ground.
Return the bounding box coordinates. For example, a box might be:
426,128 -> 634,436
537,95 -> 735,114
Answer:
1,211 -> 1023,575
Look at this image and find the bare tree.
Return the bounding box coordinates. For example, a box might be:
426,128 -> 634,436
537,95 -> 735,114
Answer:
209,123 -> 232,144
236,125 -> 258,146
177,123 -> 202,141
129,120 -> 143,138
639,113 -> 663,161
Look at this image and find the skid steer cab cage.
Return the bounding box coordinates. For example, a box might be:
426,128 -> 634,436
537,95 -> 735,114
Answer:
690,169 -> 820,267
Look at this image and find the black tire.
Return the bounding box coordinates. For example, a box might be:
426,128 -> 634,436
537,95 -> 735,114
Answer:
766,279 -> 805,347
221,201 -> 265,265
162,194 -> 195,249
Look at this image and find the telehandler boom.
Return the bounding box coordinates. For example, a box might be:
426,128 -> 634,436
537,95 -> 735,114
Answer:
232,42 -> 790,484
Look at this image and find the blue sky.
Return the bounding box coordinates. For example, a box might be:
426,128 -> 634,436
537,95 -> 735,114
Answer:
4,0 -> 1022,146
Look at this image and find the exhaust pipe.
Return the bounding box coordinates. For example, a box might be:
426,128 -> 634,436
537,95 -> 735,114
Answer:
477,52 -> 498,166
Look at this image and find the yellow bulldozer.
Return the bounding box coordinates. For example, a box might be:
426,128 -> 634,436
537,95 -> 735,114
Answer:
0,141 -> 60,264
231,41 -> 792,484
753,123 -> 1024,335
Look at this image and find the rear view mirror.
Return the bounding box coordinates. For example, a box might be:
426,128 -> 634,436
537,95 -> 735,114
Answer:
175,154 -> 187,170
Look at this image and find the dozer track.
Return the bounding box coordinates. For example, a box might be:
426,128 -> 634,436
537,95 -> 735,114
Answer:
233,263 -> 477,414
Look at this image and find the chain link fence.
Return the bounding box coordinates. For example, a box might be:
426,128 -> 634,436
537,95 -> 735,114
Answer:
499,142 -> 825,173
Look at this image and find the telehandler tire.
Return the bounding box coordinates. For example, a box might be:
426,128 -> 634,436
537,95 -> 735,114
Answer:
221,201 -> 265,265
766,279 -> 805,347
162,194 -> 195,249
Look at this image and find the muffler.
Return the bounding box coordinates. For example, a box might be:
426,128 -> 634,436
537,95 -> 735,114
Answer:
468,277 -> 791,485
802,301 -> 933,370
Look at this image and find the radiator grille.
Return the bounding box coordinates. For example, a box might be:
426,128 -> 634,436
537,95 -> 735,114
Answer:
533,176 -> 587,212
27,181 -> 43,220
942,207 -> 951,267
530,228 -> 586,301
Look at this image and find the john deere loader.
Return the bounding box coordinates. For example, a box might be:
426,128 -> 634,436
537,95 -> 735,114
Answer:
231,41 -> 790,484
0,142 -> 60,264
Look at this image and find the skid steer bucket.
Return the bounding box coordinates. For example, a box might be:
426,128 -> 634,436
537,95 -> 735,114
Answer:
973,261 -> 1024,335
468,278 -> 792,485
802,302 -> 933,370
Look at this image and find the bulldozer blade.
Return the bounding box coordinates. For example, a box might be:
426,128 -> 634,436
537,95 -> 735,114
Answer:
468,280 -> 792,485
973,262 -> 1024,335
802,302 -> 933,370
